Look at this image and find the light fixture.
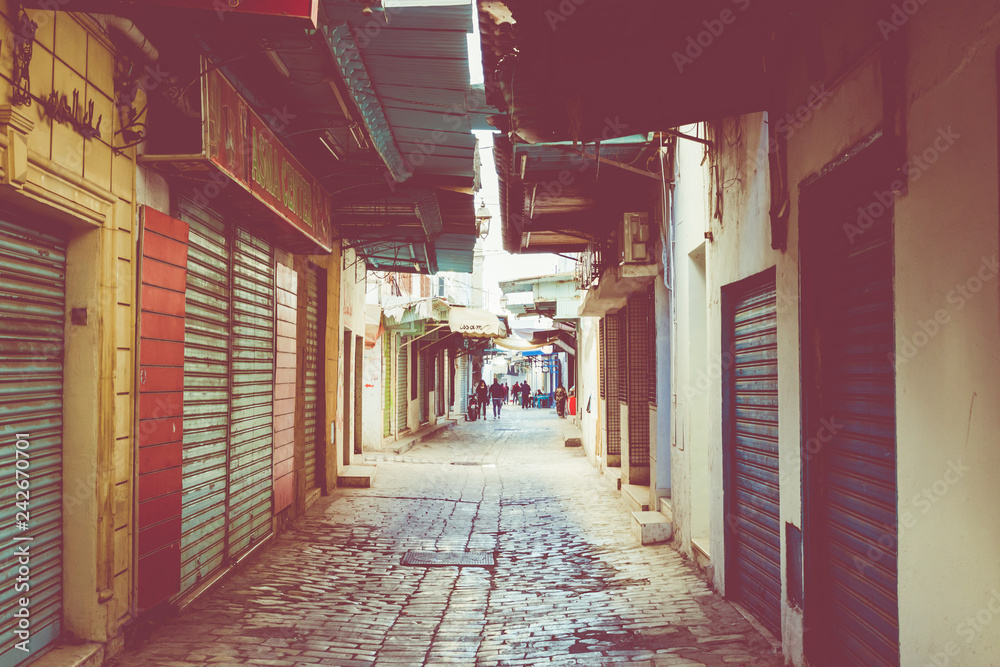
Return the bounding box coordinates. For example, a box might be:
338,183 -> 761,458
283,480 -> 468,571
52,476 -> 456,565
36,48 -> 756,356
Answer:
475,204 -> 491,240
349,123 -> 369,150
319,131 -> 343,161
265,50 -> 290,79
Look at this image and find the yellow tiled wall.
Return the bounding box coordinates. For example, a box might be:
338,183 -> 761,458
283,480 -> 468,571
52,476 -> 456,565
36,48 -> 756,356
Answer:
0,4 -> 139,633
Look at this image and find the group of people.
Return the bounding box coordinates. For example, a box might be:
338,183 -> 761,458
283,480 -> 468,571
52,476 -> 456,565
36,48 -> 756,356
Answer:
472,378 -> 572,420
474,379 -> 510,420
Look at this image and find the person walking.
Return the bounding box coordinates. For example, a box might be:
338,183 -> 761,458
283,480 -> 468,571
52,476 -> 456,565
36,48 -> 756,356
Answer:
521,381 -> 531,408
490,378 -> 505,420
475,379 -> 489,419
555,384 -> 568,418
511,382 -> 521,405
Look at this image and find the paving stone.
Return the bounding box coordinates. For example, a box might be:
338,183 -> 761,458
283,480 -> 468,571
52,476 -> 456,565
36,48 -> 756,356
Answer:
110,411 -> 782,667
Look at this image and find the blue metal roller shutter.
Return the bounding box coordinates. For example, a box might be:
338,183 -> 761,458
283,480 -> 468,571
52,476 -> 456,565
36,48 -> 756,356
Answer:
178,204 -> 230,594
227,228 -> 274,560
725,276 -> 781,638
0,218 -> 67,666
815,210 -> 897,665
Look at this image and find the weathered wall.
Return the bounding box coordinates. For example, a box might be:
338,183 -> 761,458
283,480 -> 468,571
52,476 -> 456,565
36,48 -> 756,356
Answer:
890,4 -> 1000,663
669,128 -> 713,563
576,316 -> 601,465
0,5 -> 140,652
362,337 -> 384,450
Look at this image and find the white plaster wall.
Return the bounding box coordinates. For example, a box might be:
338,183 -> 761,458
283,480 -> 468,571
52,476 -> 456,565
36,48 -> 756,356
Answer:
699,114 -> 787,616
577,317 -> 601,465
891,5 -> 1000,663
669,128 -> 712,561
362,337 -> 383,451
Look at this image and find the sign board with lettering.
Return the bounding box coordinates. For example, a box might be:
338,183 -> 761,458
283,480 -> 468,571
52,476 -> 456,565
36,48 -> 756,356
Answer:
37,1 -> 320,28
202,66 -> 332,252
140,61 -> 333,253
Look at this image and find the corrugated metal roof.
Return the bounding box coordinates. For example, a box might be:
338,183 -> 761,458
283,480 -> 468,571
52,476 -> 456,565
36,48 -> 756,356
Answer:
326,22 -> 413,182
434,233 -> 477,273
323,0 -> 485,182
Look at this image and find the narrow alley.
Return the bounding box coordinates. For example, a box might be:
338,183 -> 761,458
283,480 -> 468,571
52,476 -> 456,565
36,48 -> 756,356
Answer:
110,412 -> 780,667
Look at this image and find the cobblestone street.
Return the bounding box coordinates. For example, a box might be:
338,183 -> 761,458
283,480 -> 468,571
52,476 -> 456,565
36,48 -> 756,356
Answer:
113,411 -> 783,667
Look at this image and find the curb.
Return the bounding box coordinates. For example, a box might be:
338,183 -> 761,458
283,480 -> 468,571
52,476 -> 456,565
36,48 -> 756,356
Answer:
390,419 -> 458,456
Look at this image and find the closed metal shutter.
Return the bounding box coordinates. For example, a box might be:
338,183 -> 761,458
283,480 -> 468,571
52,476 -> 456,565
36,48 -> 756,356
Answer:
648,284 -> 657,406
396,335 -> 407,431
626,294 -> 650,466
811,208 -> 897,665
303,267 -> 321,491
0,218 -> 67,664
226,228 -> 274,560
179,206 -> 230,594
458,355 -> 468,415
604,314 -> 621,456
418,351 -> 427,423
382,336 -> 392,437
436,352 -> 445,416
599,318 -> 606,399
725,276 -> 781,638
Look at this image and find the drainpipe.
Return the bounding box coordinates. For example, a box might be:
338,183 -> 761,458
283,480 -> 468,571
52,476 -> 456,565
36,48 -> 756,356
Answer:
92,15 -> 159,63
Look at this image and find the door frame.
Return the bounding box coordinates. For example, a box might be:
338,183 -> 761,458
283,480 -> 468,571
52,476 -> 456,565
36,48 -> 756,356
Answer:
799,132 -> 900,663
721,266 -> 780,636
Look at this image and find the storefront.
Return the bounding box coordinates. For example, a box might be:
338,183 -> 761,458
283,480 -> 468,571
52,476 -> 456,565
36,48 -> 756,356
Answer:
136,62 -> 335,606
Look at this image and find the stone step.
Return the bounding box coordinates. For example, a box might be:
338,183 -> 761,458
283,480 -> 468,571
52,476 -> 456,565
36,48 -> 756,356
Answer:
692,536 -> 712,570
563,424 -> 583,447
338,464 -> 377,488
603,466 -> 622,490
658,496 -> 673,522
631,511 -> 673,545
622,483 -> 650,513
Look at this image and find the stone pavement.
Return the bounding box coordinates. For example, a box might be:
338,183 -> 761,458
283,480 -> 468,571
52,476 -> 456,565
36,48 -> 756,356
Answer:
111,410 -> 784,667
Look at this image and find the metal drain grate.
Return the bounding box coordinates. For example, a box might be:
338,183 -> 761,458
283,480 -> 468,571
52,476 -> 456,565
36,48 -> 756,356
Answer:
451,461 -> 481,466
401,551 -> 495,567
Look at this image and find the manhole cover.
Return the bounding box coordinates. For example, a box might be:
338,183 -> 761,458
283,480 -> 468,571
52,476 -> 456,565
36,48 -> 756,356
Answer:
401,551 -> 495,567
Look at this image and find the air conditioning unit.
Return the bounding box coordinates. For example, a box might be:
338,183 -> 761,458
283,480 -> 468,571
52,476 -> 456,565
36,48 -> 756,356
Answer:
622,212 -> 651,264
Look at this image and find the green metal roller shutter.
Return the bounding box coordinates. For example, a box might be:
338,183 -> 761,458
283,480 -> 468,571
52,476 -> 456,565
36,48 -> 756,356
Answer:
303,267 -> 321,492
0,218 -> 67,666
382,336 -> 392,437
179,205 -> 230,594
227,228 -> 274,560
396,335 -> 408,432
418,350 -> 427,424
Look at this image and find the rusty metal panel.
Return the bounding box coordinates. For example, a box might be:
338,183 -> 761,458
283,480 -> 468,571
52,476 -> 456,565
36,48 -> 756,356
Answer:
0,217 -> 67,665
303,266 -> 322,491
724,274 -> 781,639
178,201 -> 230,596
226,228 -> 275,560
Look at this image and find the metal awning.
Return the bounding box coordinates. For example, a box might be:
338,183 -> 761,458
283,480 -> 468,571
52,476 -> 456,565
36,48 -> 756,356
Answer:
448,306 -> 507,339
479,0 -> 791,144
